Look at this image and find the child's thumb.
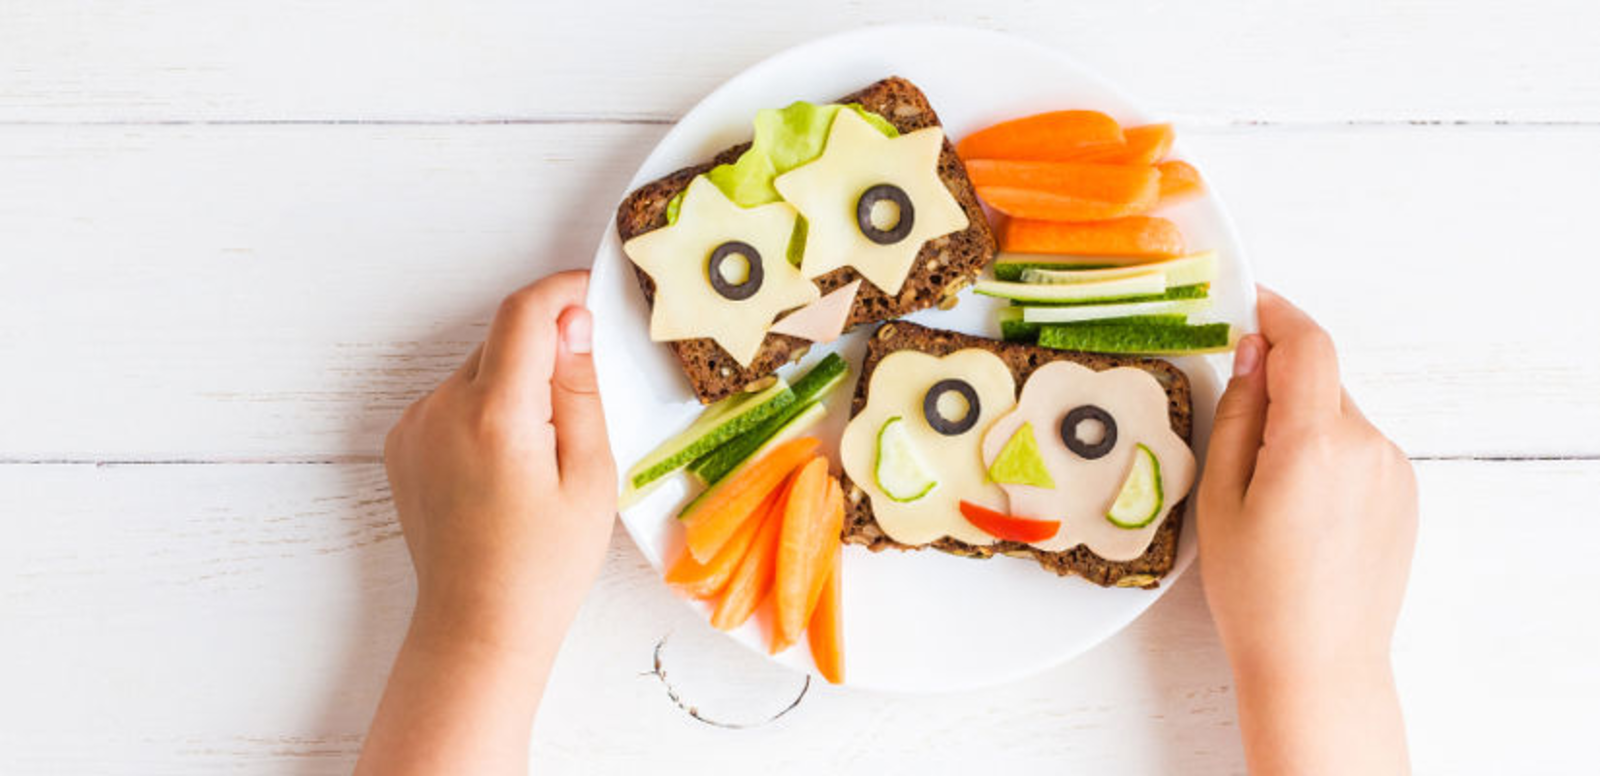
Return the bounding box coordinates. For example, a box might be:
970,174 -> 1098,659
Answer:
551,306 -> 615,499
1201,334 -> 1269,504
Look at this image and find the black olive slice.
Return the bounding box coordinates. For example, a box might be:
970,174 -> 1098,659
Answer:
706,240 -> 764,301
1060,405 -> 1118,460
856,183 -> 915,245
923,379 -> 980,436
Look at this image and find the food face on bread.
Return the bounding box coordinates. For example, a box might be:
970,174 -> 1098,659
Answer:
838,349 -> 1015,547
614,79 -> 998,404
834,322 -> 1197,586
622,97 -> 968,367
981,361 -> 1196,561
840,340 -> 1195,562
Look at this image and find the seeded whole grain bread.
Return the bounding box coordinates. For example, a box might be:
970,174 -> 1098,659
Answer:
615,76 -> 998,404
840,321 -> 1193,589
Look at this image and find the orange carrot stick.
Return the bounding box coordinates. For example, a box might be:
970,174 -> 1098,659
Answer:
807,547 -> 844,685
801,479 -> 845,624
682,436 -> 819,563
956,110 -> 1124,162
976,185 -> 1151,222
1000,216 -> 1186,258
967,159 -> 1159,221
1071,124 -> 1175,165
966,159 -> 1159,201
772,461 -> 841,653
664,483 -> 782,599
709,492 -> 786,632
1155,160 -> 1204,208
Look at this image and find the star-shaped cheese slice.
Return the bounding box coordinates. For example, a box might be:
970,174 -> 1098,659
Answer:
622,176 -> 819,367
774,109 -> 969,296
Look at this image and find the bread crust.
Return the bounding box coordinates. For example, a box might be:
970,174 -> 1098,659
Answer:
615,77 -> 998,404
839,321 -> 1193,589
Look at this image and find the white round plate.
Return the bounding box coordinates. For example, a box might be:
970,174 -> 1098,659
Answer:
589,24 -> 1256,693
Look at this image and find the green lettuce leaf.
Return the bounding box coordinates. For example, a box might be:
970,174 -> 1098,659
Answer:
663,102 -> 897,224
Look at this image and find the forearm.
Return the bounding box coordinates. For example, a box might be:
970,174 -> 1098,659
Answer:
1231,655 -> 1410,776
355,615 -> 557,776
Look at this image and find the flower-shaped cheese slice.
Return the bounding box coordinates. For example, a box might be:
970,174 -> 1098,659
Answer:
622,176 -> 820,367
980,361 -> 1196,561
773,110 -> 968,296
839,348 -> 1015,547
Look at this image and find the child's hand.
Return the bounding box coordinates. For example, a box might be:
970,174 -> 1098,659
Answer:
360,271 -> 616,775
383,270 -> 616,652
1198,287 -> 1416,774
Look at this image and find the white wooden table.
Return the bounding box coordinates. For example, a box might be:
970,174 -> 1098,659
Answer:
3,4 -> 1597,773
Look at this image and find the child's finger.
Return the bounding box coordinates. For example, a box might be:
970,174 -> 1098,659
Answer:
476,271 -> 590,397
1201,334 -> 1269,505
1256,286 -> 1342,423
551,306 -> 615,501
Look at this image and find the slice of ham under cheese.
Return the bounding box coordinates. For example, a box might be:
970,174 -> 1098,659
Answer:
769,279 -> 861,343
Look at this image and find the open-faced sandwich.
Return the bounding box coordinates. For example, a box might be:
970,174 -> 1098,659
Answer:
616,77 -> 998,404
838,321 -> 1195,589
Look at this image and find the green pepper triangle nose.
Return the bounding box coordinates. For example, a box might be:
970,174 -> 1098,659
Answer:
987,421 -> 1057,488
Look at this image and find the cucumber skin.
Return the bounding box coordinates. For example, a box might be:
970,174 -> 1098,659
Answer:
994,261 -> 1115,281
1001,314 -> 1190,343
688,354 -> 848,484
1038,322 -> 1232,354
1000,318 -> 1041,343
1007,283 -> 1209,307
628,385 -> 795,488
874,416 -> 936,503
1106,444 -> 1164,529
786,353 -> 848,402
976,274 -> 1166,305
1019,251 -> 1217,288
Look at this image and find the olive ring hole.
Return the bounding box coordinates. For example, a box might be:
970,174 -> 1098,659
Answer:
856,183 -> 916,245
707,240 -> 765,301
923,379 -> 980,436
1060,405 -> 1118,460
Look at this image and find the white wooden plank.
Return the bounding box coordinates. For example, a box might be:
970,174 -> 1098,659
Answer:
1185,124 -> 1600,458
2,1 -> 1600,124
1396,459 -> 1600,773
0,459 -> 1592,773
2,123 -> 1596,459
0,122 -> 660,459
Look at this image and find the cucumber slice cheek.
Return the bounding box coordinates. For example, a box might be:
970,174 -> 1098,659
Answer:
1106,443 -> 1164,529
875,416 -> 937,503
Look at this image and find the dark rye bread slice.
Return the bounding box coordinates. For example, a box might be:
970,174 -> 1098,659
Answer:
615,76 -> 998,404
840,321 -> 1194,589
